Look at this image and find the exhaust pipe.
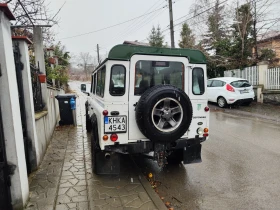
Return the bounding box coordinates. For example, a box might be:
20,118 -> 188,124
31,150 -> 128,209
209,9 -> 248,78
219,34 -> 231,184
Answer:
105,153 -> 111,159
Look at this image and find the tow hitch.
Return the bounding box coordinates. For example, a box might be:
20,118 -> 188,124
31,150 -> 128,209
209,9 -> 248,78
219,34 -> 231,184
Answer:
154,143 -> 167,167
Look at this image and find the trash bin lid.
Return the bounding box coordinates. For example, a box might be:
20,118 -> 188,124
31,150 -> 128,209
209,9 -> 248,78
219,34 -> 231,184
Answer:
55,94 -> 77,99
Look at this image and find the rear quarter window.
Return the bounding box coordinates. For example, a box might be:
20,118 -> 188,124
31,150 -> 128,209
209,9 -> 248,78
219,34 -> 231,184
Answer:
192,68 -> 205,95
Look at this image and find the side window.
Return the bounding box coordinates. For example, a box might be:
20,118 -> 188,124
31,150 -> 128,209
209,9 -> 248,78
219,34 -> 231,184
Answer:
90,75 -> 94,93
192,67 -> 205,95
96,66 -> 106,97
207,80 -> 213,87
110,65 -> 126,96
92,73 -> 96,94
212,80 -> 225,87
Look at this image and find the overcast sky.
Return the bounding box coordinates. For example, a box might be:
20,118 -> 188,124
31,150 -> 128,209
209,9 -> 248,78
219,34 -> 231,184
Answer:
47,0 -> 195,59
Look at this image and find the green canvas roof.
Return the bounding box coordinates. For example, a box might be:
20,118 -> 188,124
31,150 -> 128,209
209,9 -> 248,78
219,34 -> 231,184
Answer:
107,44 -> 207,64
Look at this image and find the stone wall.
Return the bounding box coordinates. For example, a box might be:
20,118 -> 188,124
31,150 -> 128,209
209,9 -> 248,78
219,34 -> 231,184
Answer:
263,91 -> 280,105
35,86 -> 64,164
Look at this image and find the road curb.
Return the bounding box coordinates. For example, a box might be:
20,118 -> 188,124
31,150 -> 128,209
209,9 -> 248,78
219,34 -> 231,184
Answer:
132,158 -> 167,210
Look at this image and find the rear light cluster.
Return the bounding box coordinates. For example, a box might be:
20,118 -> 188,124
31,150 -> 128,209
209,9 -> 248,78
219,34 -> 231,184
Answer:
197,127 -> 209,137
204,106 -> 210,112
103,134 -> 118,142
226,84 -> 235,92
203,128 -> 209,137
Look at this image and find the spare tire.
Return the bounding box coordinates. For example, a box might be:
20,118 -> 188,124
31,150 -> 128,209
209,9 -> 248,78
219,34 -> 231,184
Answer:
135,85 -> 193,142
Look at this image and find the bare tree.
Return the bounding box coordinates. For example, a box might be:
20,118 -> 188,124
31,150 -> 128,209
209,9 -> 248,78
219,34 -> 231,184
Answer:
78,52 -> 94,78
2,0 -> 61,45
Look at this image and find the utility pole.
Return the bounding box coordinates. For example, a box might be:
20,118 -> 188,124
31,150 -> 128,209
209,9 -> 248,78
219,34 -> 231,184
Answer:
97,44 -> 100,64
168,0 -> 175,48
253,0 -> 258,60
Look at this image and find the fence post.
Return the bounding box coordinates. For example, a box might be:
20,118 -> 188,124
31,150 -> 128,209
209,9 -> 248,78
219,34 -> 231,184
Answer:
257,61 -> 269,103
33,27 -> 48,109
12,37 -> 39,171
0,5 -> 29,209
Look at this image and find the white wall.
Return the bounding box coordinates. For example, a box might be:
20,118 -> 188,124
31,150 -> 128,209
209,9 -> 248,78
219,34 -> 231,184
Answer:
0,11 -> 29,210
35,87 -> 64,164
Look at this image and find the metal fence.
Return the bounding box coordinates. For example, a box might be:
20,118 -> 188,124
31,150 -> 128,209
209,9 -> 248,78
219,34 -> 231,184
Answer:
265,67 -> 280,90
224,66 -> 259,86
30,65 -> 44,112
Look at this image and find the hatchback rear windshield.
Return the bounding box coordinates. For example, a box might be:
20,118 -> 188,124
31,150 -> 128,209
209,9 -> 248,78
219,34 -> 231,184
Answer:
230,80 -> 251,88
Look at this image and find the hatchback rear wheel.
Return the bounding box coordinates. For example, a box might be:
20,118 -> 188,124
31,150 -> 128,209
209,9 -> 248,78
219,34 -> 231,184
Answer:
217,97 -> 227,108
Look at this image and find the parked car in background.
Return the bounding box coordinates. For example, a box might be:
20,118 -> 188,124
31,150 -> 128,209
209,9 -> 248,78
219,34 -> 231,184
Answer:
207,77 -> 255,108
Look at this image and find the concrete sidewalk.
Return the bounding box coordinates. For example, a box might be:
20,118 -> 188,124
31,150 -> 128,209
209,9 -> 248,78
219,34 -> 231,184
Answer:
25,93 -> 160,210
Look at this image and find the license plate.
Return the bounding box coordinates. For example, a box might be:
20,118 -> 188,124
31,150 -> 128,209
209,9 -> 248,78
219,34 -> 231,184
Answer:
104,116 -> 127,133
240,90 -> 249,94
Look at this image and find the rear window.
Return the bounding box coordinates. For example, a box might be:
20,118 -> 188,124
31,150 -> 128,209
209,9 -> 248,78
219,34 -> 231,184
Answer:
134,60 -> 184,95
230,80 -> 251,88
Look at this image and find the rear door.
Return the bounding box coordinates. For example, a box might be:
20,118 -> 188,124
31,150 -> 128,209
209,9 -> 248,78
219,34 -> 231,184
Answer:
230,79 -> 254,99
128,55 -> 189,141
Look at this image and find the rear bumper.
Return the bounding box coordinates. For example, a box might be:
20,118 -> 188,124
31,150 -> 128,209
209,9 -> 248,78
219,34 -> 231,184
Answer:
230,98 -> 254,105
104,136 -> 206,154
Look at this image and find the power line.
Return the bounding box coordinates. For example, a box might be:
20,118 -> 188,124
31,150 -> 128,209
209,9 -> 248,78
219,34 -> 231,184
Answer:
163,0 -> 229,32
52,1 -> 66,20
59,7 -> 166,40
112,0 -> 166,44
101,6 -> 168,51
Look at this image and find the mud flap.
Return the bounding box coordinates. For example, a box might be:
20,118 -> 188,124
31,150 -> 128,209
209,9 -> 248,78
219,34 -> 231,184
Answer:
95,152 -> 120,175
183,143 -> 202,164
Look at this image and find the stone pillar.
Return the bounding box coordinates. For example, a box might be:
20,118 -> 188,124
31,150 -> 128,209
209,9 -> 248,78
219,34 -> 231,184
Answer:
33,26 -> 48,109
257,61 -> 269,103
0,4 -> 29,209
46,48 -> 56,87
12,37 -> 39,170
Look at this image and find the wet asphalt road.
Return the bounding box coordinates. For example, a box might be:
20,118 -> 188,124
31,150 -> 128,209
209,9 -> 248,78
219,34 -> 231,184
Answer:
72,81 -> 280,210
134,111 -> 280,210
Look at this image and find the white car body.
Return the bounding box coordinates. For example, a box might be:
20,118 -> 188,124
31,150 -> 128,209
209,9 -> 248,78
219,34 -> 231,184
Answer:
207,77 -> 255,106
85,44 -> 210,174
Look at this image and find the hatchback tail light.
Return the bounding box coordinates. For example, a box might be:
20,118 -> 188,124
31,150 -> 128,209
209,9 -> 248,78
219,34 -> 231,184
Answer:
226,84 -> 235,92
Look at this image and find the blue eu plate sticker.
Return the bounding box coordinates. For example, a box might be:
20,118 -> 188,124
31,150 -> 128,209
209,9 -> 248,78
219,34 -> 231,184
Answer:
104,117 -> 109,124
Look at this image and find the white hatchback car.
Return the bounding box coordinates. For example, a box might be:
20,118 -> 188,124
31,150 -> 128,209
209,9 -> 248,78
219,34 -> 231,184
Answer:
207,77 -> 255,108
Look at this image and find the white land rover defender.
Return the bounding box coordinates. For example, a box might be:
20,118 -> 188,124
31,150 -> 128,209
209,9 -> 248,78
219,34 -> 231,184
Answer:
85,44 -> 209,174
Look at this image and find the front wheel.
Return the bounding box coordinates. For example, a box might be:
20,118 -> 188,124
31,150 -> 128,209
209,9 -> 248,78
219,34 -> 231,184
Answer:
217,97 -> 227,108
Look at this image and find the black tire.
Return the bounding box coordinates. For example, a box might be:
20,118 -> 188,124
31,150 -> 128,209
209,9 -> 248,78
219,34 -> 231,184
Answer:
135,85 -> 193,142
217,96 -> 227,108
242,101 -> 251,106
91,121 -> 101,174
167,149 -> 184,164
85,104 -> 92,132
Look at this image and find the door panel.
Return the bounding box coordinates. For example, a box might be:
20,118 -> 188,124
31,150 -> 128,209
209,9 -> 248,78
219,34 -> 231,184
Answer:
128,55 -> 189,141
